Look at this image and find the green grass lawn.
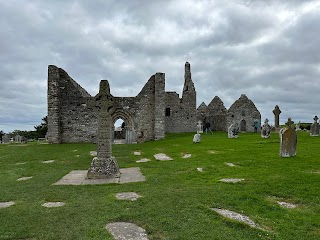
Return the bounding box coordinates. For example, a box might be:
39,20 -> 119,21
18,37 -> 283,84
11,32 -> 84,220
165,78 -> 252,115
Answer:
0,131 -> 320,240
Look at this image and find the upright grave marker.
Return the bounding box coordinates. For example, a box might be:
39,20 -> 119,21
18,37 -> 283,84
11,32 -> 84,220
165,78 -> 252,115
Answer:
279,118 -> 297,157
261,118 -> 271,138
310,116 -> 319,136
87,80 -> 120,179
273,105 -> 281,128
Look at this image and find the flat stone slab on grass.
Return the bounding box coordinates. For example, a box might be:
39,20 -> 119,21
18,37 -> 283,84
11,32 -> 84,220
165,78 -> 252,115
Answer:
0,201 -> 15,208
17,176 -> 33,181
133,151 -> 141,155
212,208 -> 263,230
197,167 -> 203,172
154,153 -> 173,161
42,202 -> 65,208
277,201 -> 297,209
42,160 -> 55,164
219,178 -> 244,183
136,158 -> 150,163
15,162 -> 27,165
182,154 -> 192,159
106,222 -> 148,240
225,162 -> 236,167
53,167 -> 145,185
90,151 -> 97,156
116,192 -> 142,201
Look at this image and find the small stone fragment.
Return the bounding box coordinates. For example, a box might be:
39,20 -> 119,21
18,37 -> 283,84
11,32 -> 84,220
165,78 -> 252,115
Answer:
0,201 -> 15,208
116,192 -> 142,201
197,168 -> 203,172
277,201 -> 297,209
154,153 -> 173,161
219,178 -> 244,183
182,154 -> 192,159
90,151 -> 97,156
17,176 -> 33,181
42,202 -> 65,208
15,162 -> 27,165
133,151 -> 141,155
42,160 -> 55,163
136,158 -> 150,163
225,162 -> 236,167
106,222 -> 148,240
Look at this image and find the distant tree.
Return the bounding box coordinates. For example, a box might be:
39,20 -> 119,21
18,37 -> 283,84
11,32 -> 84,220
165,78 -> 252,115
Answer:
34,116 -> 48,139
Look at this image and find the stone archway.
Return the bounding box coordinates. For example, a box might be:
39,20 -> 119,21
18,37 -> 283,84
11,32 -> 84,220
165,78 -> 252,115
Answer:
111,109 -> 136,144
240,119 -> 246,132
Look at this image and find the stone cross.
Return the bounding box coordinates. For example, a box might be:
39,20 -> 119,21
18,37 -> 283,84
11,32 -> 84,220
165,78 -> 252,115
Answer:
87,80 -> 120,179
310,115 -> 319,136
273,105 -> 281,128
279,118 -> 297,157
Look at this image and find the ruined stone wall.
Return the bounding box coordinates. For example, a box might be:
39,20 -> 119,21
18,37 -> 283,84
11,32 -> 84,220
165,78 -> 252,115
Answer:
165,62 -> 197,133
226,94 -> 261,132
48,66 -> 165,144
207,96 -> 227,131
47,65 -> 97,143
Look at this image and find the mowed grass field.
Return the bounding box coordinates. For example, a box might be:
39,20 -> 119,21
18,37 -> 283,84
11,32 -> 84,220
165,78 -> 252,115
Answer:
0,131 -> 320,240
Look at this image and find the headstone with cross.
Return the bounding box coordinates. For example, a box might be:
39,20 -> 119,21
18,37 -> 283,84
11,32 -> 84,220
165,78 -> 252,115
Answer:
310,116 -> 319,136
273,105 -> 281,128
86,80 -> 120,179
279,118 -> 297,157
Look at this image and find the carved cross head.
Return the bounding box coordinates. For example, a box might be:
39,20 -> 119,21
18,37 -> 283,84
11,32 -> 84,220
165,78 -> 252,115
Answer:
285,117 -> 294,127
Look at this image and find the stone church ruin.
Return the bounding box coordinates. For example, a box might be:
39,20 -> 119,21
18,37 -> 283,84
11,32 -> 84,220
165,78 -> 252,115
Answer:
47,62 -> 261,144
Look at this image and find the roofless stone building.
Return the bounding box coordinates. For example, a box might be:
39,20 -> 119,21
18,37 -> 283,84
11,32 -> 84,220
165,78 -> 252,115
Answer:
47,62 -> 261,144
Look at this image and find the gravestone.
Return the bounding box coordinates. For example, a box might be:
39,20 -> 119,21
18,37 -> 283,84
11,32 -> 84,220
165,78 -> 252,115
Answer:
295,121 -> 301,131
279,118 -> 297,157
228,122 -> 239,138
2,135 -> 9,144
196,120 -> 203,133
310,116 -> 319,136
87,80 -> 120,179
261,118 -> 271,138
14,135 -> 22,143
273,105 -> 281,128
193,133 -> 201,143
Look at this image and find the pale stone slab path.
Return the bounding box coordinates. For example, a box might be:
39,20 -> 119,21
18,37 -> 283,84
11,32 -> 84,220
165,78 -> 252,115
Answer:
42,202 -> 65,208
0,201 -> 15,208
17,176 -> 33,181
133,151 -> 142,156
219,178 -> 244,183
212,208 -> 264,230
277,201 -> 297,209
53,167 -> 145,185
106,222 -> 148,240
136,158 -> 150,163
116,192 -> 142,201
154,153 -> 173,161
42,160 -> 55,164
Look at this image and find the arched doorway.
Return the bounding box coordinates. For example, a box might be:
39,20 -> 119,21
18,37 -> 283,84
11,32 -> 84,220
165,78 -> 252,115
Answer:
114,119 -> 126,144
240,119 -> 246,132
112,109 -> 136,144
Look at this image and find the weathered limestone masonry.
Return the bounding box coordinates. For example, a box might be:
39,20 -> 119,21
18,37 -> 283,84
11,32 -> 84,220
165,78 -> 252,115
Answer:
165,62 -> 197,133
47,63 -> 193,144
197,94 -> 261,132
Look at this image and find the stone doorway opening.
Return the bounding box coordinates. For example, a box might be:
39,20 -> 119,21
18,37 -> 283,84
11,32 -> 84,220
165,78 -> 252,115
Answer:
112,109 -> 136,144
114,119 -> 126,144
240,119 -> 246,132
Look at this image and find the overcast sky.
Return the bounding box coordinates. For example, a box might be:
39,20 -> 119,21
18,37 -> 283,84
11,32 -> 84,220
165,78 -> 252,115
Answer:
1,0 -> 320,133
